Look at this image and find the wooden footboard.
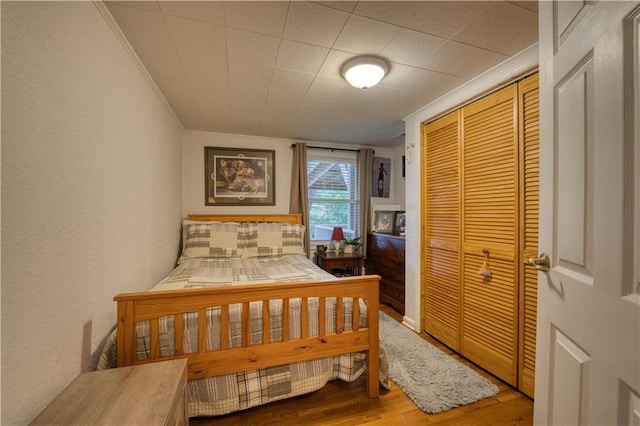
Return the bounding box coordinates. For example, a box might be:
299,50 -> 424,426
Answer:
114,275 -> 380,398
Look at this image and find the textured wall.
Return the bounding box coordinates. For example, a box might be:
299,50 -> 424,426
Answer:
182,130 -> 400,217
182,131 -> 294,216
1,2 -> 183,424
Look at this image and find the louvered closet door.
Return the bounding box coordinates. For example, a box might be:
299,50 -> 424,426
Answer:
422,111 -> 460,351
518,73 -> 539,398
460,85 -> 519,386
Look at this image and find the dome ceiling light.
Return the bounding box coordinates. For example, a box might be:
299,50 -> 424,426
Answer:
341,56 -> 389,91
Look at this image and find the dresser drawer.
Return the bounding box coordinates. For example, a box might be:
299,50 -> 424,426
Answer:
380,277 -> 405,303
367,232 -> 405,314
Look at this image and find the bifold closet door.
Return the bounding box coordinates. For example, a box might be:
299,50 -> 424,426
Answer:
460,84 -> 519,386
422,111 -> 461,351
517,73 -> 539,398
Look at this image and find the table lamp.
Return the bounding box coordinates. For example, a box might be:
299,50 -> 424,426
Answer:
331,227 -> 345,253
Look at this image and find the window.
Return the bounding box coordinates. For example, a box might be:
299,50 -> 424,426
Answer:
307,153 -> 359,242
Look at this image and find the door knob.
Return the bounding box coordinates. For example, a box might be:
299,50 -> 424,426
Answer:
524,253 -> 550,272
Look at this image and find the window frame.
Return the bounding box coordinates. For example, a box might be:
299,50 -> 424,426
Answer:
306,151 -> 359,242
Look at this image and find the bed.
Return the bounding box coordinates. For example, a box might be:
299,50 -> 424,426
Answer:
98,214 -> 388,417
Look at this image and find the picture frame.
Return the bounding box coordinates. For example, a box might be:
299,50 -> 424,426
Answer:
402,155 -> 406,178
205,147 -> 275,206
374,210 -> 395,233
372,156 -> 391,198
393,211 -> 406,234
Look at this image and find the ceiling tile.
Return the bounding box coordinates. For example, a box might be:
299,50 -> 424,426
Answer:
164,15 -> 227,73
508,1 -> 538,13
270,68 -> 315,92
359,86 -> 431,113
159,1 -> 224,25
229,60 -> 273,87
381,28 -> 445,67
288,110 -> 321,132
230,81 -> 269,107
419,40 -> 508,79
353,1 -> 491,39
317,50 -> 355,80
300,93 -> 365,115
452,1 -> 538,56
275,40 -> 329,73
224,1 -> 289,37
226,28 -> 280,66
388,67 -> 467,96
265,87 -> 305,107
106,2 -> 203,128
313,1 -> 358,13
108,1 -> 538,145
164,15 -> 229,127
106,1 -> 161,13
333,15 -> 400,55
261,105 -> 297,127
306,75 -> 359,100
200,99 -> 232,129
283,1 -> 349,48
377,62 -> 415,87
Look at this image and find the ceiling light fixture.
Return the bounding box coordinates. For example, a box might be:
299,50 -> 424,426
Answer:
341,56 -> 389,91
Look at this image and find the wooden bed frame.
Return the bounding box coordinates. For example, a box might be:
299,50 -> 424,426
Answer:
114,214 -> 381,399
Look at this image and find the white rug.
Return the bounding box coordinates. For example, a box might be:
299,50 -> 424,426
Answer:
379,311 -> 499,413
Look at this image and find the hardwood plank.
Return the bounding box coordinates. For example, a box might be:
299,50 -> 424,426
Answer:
189,306 -> 533,426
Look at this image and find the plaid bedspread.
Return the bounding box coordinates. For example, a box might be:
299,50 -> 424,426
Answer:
97,255 -> 390,417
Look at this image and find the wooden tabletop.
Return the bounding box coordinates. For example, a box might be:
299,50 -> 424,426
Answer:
30,358 -> 188,426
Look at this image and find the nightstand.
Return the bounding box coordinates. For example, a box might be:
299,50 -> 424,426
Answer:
30,359 -> 188,425
315,251 -> 363,276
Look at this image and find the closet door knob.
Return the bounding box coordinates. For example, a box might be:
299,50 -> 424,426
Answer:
524,253 -> 550,272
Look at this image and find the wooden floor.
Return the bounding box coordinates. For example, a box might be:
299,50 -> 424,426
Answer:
190,305 -> 534,425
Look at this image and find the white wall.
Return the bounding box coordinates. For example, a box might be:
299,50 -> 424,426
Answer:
183,131 -> 294,215
1,3 -> 183,424
183,131 -> 400,217
401,45 -> 539,330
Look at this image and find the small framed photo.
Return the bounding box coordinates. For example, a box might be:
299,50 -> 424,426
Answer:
393,211 -> 406,234
205,147 -> 275,206
374,210 -> 395,233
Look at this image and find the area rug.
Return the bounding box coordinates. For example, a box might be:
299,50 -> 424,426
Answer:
379,311 -> 499,413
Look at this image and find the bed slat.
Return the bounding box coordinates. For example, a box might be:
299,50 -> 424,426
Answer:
221,305 -> 229,350
301,297 -> 308,339
242,302 -> 250,348
319,297 -> 326,337
174,314 -> 184,356
336,297 -> 343,334
353,298 -> 360,331
262,300 -> 270,344
115,275 -> 381,398
150,318 -> 160,359
282,299 -> 290,342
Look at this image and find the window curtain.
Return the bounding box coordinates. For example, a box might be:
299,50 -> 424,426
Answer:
358,148 -> 373,257
290,142 -> 310,256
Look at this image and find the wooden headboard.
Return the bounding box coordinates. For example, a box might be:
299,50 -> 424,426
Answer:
187,214 -> 303,224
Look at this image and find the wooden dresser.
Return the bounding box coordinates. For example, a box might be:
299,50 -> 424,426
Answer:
30,358 -> 188,425
365,232 -> 405,314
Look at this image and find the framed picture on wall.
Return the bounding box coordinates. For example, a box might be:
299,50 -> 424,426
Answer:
372,156 -> 391,198
374,210 -> 395,233
205,147 -> 275,206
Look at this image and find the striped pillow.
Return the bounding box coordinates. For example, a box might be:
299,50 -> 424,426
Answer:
178,221 -> 243,263
241,223 -> 306,258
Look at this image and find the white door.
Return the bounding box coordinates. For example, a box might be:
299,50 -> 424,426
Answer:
535,1 -> 640,425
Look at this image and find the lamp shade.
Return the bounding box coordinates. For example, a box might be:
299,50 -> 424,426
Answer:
341,57 -> 388,90
331,227 -> 345,241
